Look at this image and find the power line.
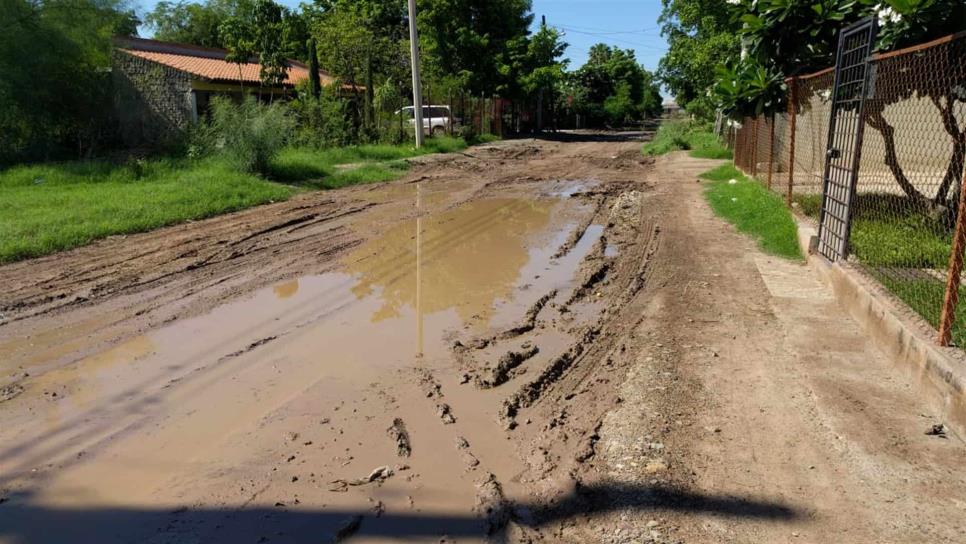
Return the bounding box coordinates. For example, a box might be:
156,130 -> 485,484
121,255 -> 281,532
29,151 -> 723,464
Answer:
553,25 -> 667,51
547,21 -> 662,34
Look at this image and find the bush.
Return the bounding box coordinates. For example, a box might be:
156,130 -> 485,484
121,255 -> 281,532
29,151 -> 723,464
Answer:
209,96 -> 295,174
643,120 -> 732,159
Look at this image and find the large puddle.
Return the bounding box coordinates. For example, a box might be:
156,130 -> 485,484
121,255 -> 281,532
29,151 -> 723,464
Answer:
0,184 -> 604,542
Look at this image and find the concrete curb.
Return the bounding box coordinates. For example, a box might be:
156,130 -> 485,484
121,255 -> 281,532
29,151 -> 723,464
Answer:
796,221 -> 966,440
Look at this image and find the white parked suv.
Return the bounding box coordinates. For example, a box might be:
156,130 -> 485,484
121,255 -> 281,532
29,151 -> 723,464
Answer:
397,105 -> 456,136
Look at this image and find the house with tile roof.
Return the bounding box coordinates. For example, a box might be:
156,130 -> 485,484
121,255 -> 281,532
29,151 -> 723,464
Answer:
112,36 -> 337,147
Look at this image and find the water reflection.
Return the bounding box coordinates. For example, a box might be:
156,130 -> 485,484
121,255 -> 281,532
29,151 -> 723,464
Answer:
343,198 -> 556,329
272,279 -> 300,300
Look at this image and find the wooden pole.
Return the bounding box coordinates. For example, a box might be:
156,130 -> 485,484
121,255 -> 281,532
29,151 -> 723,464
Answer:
751,116 -> 759,177
407,0 -> 424,147
938,165 -> 966,346
767,113 -> 776,189
787,78 -> 798,207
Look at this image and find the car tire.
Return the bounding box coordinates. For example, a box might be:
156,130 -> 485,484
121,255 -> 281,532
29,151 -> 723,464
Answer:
432,126 -> 445,137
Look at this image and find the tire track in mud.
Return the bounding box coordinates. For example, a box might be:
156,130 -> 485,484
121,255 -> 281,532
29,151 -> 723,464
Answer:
0,137 -> 666,543
422,182 -> 662,539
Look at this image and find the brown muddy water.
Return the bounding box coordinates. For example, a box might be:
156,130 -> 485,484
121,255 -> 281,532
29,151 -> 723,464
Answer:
0,182 -> 608,543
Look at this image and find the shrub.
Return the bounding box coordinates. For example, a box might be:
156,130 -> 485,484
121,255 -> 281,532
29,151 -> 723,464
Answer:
643,120 -> 731,159
209,96 -> 295,174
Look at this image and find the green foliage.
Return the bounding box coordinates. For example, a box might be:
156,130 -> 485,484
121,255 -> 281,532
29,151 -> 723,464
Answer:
658,0 -> 741,121
0,135 -> 473,262
700,164 -> 802,259
290,85 -> 356,148
872,275 -> 966,346
702,0 -> 966,118
565,44 -> 663,127
145,0 -> 310,60
0,0 -> 138,166
417,0 -> 534,96
0,157 -> 292,262
307,38 -> 322,99
208,96 -> 295,174
712,59 -> 786,117
643,120 -> 732,159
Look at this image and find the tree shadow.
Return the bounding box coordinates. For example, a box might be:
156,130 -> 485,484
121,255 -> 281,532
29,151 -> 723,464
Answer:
0,480 -> 801,543
532,130 -> 655,143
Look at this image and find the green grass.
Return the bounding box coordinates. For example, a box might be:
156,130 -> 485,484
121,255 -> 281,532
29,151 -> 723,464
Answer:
643,120 -> 732,159
792,190 -> 961,341
0,136 -> 473,263
874,275 -> 966,346
269,136 -> 468,184
700,164 -> 802,259
792,192 -> 951,269
0,157 -> 292,262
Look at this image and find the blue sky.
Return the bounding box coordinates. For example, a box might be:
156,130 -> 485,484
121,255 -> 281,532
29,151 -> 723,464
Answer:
530,0 -> 666,72
135,0 -> 667,71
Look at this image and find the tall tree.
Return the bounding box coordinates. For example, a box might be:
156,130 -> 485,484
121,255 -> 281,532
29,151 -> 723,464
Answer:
657,0 -> 739,120
0,0 -> 138,164
417,0 -> 534,96
568,44 -> 663,127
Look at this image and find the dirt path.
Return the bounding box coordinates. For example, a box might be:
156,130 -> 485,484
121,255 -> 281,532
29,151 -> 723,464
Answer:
0,137 -> 963,543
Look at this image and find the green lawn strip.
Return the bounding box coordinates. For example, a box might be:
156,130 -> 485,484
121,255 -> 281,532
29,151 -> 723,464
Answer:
268,136 -> 468,185
700,164 -> 802,260
0,157 -> 291,263
793,190 -> 960,340
0,136 -> 475,263
792,192 -> 951,269
643,120 -> 732,160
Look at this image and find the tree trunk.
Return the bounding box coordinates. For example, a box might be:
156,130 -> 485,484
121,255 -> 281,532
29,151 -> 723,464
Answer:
930,93 -> 966,208
865,102 -> 929,205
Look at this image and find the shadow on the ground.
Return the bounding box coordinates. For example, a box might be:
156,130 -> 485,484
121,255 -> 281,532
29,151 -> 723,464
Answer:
0,481 -> 800,543
498,129 -> 656,144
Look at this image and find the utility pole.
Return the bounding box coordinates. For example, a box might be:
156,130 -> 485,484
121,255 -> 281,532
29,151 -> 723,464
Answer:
536,15 -> 546,133
407,0 -> 424,147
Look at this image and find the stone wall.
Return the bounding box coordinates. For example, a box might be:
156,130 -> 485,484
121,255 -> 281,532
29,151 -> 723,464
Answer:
113,50 -> 194,149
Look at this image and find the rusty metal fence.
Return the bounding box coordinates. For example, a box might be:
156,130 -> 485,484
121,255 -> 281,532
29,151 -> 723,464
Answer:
732,31 -> 966,347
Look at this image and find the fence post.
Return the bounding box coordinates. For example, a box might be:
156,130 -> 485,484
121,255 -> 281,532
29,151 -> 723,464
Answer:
767,113 -> 776,189
751,117 -> 759,177
938,165 -> 966,346
786,78 -> 798,207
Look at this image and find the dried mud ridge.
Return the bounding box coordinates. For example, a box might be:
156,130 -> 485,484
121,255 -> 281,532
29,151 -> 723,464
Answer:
0,138 -> 673,542
416,179 -> 662,538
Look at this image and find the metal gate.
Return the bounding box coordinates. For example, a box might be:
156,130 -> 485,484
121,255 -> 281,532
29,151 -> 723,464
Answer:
817,17 -> 878,261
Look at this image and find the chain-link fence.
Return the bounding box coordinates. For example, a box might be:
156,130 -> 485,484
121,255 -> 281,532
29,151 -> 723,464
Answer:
732,31 -> 966,348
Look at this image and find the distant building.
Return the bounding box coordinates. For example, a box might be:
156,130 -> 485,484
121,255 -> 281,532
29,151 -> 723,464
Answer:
662,99 -> 682,116
112,36 -> 337,147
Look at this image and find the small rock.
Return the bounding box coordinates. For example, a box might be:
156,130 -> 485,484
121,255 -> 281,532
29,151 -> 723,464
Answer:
925,423 -> 947,438
284,432 -> 299,442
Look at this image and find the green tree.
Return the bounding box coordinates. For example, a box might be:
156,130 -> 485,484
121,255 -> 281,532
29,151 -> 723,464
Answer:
417,0 -> 534,96
657,0 -> 740,120
145,0 -> 310,60
569,44 -> 662,127
0,0 -> 138,164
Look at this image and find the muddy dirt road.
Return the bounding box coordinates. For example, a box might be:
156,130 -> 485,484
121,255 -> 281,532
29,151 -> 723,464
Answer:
1,136 -> 963,543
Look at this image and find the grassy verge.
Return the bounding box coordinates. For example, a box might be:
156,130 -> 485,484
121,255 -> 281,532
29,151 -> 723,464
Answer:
793,190 -> 960,342
0,136 -> 474,263
700,164 -> 802,259
644,120 -> 732,159
268,136 -> 467,187
792,192 -> 951,269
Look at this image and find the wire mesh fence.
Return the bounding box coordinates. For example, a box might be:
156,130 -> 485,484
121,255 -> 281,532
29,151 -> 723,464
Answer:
732,31 -> 966,347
